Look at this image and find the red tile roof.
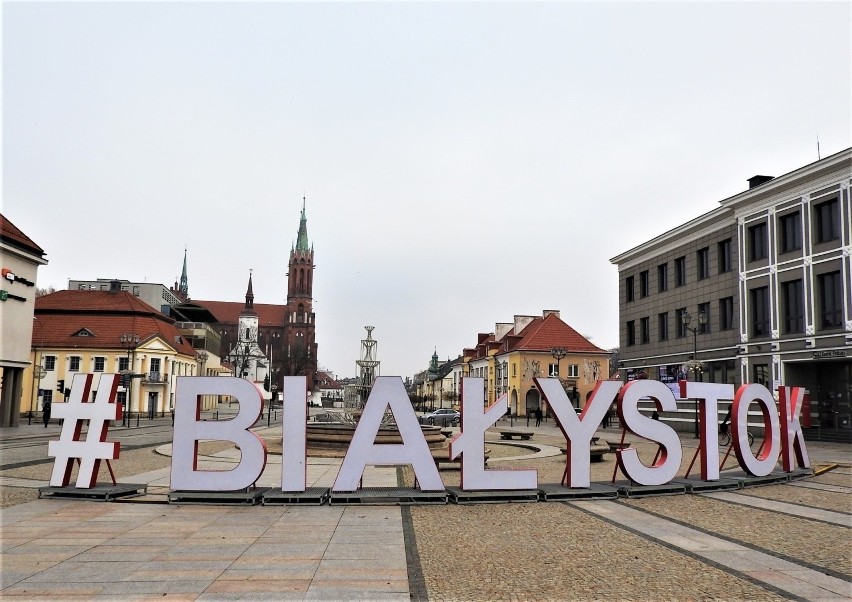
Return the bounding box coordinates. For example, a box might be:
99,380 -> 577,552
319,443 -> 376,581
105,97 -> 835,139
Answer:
192,300 -> 288,325
33,290 -> 196,355
512,313 -> 606,354
0,214 -> 46,256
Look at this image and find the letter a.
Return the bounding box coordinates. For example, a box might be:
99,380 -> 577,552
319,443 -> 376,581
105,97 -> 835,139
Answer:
333,377 -> 443,492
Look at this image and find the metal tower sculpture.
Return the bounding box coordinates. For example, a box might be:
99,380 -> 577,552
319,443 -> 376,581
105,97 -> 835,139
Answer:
347,326 -> 381,410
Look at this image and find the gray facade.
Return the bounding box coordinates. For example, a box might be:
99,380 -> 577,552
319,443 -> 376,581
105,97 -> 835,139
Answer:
611,149 -> 851,439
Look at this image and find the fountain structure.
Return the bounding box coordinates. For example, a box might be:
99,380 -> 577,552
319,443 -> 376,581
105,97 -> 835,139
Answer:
304,326 -> 445,454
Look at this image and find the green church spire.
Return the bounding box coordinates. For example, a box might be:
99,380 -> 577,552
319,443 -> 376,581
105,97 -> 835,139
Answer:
295,196 -> 310,252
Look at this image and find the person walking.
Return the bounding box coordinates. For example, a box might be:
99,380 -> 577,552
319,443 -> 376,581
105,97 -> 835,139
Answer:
534,407 -> 543,427
42,398 -> 52,428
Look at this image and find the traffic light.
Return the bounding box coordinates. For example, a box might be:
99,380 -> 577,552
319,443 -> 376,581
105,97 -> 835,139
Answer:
56,379 -> 64,394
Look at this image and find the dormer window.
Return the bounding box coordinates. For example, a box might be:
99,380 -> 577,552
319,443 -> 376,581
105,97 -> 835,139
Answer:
73,328 -> 95,337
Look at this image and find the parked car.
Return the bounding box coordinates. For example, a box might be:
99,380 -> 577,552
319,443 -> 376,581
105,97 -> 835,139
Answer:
421,408 -> 460,426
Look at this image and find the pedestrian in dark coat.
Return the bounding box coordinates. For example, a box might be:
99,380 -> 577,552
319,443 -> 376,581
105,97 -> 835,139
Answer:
534,407 -> 543,427
42,399 -> 52,427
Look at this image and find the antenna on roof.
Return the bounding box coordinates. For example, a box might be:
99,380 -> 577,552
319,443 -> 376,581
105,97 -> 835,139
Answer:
816,133 -> 821,160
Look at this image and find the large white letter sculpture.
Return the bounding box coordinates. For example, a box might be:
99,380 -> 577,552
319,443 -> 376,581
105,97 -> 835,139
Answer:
537,378 -> 620,488
333,377 -> 443,492
681,381 -> 735,481
732,384 -> 780,476
449,378 -> 537,490
281,376 -> 307,492
617,380 -> 683,485
171,377 -> 267,491
48,373 -> 121,488
778,386 -> 810,472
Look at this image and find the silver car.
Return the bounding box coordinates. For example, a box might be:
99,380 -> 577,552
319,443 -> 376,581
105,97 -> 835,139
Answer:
421,408 -> 460,426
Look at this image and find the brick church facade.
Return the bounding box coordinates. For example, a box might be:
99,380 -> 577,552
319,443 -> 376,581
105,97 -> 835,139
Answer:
192,202 -> 318,392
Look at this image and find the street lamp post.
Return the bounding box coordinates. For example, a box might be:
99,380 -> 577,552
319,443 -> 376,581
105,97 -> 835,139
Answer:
551,347 -> 567,411
119,333 -> 140,427
681,311 -> 707,437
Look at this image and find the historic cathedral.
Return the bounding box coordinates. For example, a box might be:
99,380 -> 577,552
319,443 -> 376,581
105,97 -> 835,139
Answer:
187,201 -> 318,392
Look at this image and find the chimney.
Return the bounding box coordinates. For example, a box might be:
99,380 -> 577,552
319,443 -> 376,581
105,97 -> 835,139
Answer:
542,309 -> 561,319
109,280 -> 122,293
748,175 -> 774,189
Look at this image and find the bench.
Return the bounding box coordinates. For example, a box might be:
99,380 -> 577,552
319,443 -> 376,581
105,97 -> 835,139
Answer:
432,448 -> 490,469
560,444 -> 610,462
499,430 -> 534,440
607,440 -> 631,453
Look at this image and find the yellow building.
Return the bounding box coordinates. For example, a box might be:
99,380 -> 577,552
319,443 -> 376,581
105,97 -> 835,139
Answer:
23,289 -> 209,422
464,310 -> 610,416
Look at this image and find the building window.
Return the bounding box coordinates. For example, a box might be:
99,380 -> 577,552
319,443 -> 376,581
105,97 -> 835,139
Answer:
750,286 -> 770,337
567,364 -> 579,378
548,363 -> 559,377
42,389 -> 53,403
818,271 -> 843,329
512,363 -> 516,377
639,271 -> 649,298
719,297 -> 734,331
150,357 -> 162,378
640,317 -> 650,344
657,263 -> 668,292
675,257 -> 686,287
675,308 -> 687,338
658,312 -> 669,341
781,279 -> 804,334
779,211 -> 802,254
697,248 -> 710,280
753,364 -> 770,387
698,302 -> 710,333
718,239 -> 732,274
94,357 -> 105,372
625,276 -> 634,302
626,321 -> 635,346
748,222 -> 768,261
44,356 -> 56,371
814,197 -> 839,244
118,356 -> 129,372
69,356 -> 81,372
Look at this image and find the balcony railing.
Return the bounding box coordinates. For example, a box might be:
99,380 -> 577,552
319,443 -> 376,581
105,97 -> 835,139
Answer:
143,372 -> 168,384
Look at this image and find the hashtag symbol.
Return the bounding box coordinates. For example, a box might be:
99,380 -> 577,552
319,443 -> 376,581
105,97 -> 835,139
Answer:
48,373 -> 122,488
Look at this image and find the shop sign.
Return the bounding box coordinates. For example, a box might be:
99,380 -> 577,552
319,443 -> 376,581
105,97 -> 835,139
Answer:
812,350 -> 847,359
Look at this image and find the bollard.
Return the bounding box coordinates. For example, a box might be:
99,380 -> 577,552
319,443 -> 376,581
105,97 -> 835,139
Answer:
136,412 -> 140,427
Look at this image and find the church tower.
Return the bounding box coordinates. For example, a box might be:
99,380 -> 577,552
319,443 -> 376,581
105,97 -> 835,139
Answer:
285,198 -> 317,388
179,248 -> 189,298
229,271 -> 267,382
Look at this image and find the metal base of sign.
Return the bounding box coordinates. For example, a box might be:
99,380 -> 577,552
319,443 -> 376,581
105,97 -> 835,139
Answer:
672,477 -> 741,492
262,487 -> 329,505
615,481 -> 687,498
538,483 -> 619,501
447,487 -> 539,504
724,471 -> 790,488
38,483 -> 147,502
787,467 -> 814,481
168,488 -> 265,505
328,487 -> 447,505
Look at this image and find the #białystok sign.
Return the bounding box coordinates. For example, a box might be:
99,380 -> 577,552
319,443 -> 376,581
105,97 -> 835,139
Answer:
163,375 -> 810,493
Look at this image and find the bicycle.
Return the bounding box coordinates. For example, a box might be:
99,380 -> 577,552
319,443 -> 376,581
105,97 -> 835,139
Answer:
718,424 -> 754,447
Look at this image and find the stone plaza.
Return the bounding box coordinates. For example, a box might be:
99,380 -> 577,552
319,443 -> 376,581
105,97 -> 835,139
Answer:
1,412 -> 850,601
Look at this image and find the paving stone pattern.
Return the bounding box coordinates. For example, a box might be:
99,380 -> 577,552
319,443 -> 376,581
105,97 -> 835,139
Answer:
2,419 -> 851,600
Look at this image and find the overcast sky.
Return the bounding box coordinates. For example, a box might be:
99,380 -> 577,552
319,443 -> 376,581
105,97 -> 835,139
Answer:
4,2 -> 850,379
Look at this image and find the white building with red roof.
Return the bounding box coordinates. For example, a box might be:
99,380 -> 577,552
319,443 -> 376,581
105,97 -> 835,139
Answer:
24,288 -> 206,420
463,310 -> 610,416
0,214 -> 48,427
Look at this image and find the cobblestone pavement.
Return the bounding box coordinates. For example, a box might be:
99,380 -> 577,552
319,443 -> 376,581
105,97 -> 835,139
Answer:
2,419 -> 850,600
